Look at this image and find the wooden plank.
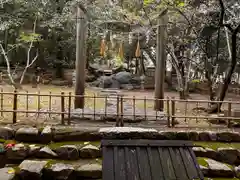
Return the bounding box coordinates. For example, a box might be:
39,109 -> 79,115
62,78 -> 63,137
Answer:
169,147 -> 188,179
102,146 -> 114,180
179,147 -> 197,179
158,147 -> 176,180
136,147 -> 152,180
114,146 -> 127,180
188,147 -> 205,180
124,147 -> 141,180
102,140 -> 193,147
147,147 -> 164,180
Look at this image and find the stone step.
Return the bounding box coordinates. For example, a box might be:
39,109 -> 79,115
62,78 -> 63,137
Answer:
194,146 -> 240,166
0,159 -> 102,180
2,158 -> 240,180
1,126 -> 240,143
0,143 -> 101,166
199,158 -> 235,178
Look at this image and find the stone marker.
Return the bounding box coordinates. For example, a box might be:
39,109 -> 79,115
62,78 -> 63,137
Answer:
18,160 -> 48,180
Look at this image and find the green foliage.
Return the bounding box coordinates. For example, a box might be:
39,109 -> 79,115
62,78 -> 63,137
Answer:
18,32 -> 42,43
191,79 -> 201,83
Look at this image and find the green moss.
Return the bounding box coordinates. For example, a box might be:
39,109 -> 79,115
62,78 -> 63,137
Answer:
197,157 -> 208,167
44,158 -> 102,169
194,141 -> 240,150
48,141 -> 100,149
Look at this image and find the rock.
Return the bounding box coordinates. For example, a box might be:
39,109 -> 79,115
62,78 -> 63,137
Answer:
208,131 -> 218,141
15,127 -> 39,142
28,145 -> 42,157
217,147 -> 240,165
99,127 -> 159,139
0,127 -> 14,140
98,76 -> 113,88
79,144 -> 100,158
6,144 -> 29,162
36,146 -> 57,159
40,126 -> 52,143
199,165 -> 209,176
206,159 -> 234,177
175,131 -> 189,140
0,167 -> 16,180
18,160 -> 48,180
76,163 -> 102,179
55,145 -> 79,160
199,132 -> 211,141
217,132 -> 240,142
120,84 -> 134,90
188,131 -> 199,141
110,79 -> 120,89
193,147 -> 217,159
0,144 -> 6,168
43,163 -> 74,180
159,131 -> 177,140
115,71 -> 132,84
53,128 -> 101,142
234,165 -> 240,178
51,80 -> 70,86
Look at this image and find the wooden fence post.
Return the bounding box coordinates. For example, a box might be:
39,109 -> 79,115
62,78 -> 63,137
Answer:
166,97 -> 170,127
0,88 -> 3,117
68,92 -> 72,125
227,102 -> 232,128
120,96 -> 124,127
116,96 -> 120,127
61,92 -> 65,125
171,97 -> 175,127
12,90 -> 17,124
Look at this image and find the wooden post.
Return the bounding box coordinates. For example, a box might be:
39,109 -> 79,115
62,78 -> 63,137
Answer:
155,10 -> 168,111
75,5 -> 87,109
116,96 -> 120,127
166,97 -> 170,127
171,97 -> 175,127
120,96 -> 124,127
68,92 -> 72,125
12,90 -> 17,124
61,92 -> 65,125
227,102 -> 232,128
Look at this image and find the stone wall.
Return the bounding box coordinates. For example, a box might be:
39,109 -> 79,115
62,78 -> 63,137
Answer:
1,126 -> 240,179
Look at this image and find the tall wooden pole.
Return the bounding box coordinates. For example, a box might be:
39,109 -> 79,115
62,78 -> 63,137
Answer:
75,6 -> 87,109
155,12 -> 168,111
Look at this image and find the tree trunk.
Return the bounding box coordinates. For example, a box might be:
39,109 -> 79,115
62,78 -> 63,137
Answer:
208,32 -> 237,113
